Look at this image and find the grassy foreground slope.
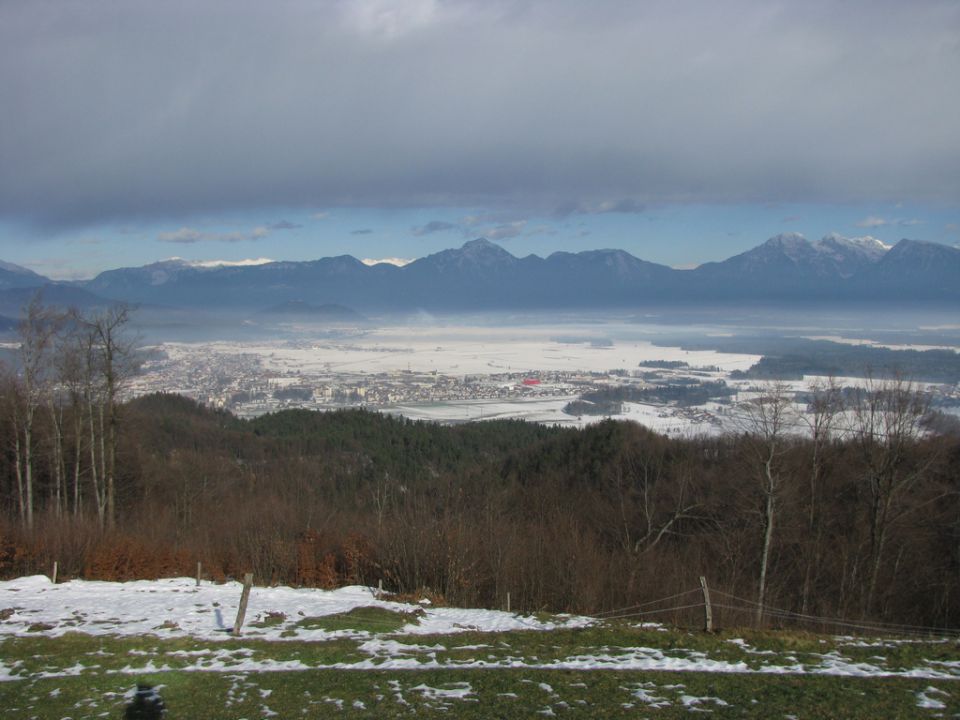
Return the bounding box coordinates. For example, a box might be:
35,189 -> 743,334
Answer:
2,664 -> 958,718
2,623 -> 959,718
1,578 -> 958,717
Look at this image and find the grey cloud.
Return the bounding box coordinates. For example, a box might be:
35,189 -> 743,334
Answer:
157,226 -> 269,243
69,237 -> 105,246
2,0 -> 959,230
462,212 -> 526,227
524,225 -> 557,237
600,199 -> 646,214
554,198 -> 646,218
268,220 -> 302,230
412,220 -> 457,236
414,216 -> 537,239
351,229 -> 374,235
552,202 -> 581,219
856,216 -> 925,228
157,228 -> 204,244
485,221 -> 527,240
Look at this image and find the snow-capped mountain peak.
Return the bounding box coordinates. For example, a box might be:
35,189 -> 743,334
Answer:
165,257 -> 275,269
815,234 -> 890,263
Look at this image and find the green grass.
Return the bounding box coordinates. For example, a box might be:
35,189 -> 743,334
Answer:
1,622 -> 958,718
1,668 -> 957,719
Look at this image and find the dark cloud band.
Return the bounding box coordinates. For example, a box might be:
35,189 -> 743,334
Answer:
1,0 -> 958,230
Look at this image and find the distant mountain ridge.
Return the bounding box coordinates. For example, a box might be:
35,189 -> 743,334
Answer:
0,260 -> 48,290
2,235 -> 958,313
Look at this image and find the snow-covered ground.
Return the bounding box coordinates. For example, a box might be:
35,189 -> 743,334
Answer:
804,335 -> 960,353
2,576 -> 959,681
0,576 -> 581,643
384,397 -> 583,425
383,398 -> 739,435
160,328 -> 760,377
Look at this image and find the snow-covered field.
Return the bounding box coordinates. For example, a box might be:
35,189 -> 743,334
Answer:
162,326 -> 760,376
385,398 -> 738,435
0,576 -> 581,644
2,576 -> 959,681
385,397 -> 591,427
804,335 -> 960,353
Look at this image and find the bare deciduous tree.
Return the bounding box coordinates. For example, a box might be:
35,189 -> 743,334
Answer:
14,295 -> 61,530
83,304 -> 138,530
737,381 -> 795,625
851,376 -> 933,615
799,377 -> 843,614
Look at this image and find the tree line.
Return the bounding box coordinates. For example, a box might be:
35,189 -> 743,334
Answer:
0,296 -> 137,532
0,302 -> 957,630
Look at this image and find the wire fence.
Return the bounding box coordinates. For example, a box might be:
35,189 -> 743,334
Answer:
589,584 -> 960,639
241,582 -> 957,638
593,587 -> 703,619
600,601 -> 708,622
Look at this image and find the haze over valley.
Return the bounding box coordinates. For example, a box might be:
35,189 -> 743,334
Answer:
3,233 -> 959,432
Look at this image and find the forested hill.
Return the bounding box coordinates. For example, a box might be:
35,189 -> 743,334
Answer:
126,393 -> 568,482
2,393 -> 958,632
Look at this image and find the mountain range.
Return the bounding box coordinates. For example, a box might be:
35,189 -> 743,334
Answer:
1,234 -> 958,316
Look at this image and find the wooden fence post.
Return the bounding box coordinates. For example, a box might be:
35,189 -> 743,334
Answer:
232,573 -> 254,637
699,576 -> 713,632
196,562 -> 202,587
506,592 -> 511,613
52,561 -> 58,585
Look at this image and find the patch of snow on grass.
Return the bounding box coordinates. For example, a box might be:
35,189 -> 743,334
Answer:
916,686 -> 949,710
411,682 -> 474,701
628,682 -> 671,708
681,694 -> 729,708
726,638 -> 776,655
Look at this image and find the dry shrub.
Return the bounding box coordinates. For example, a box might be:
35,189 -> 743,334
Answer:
0,533 -> 31,577
295,530 -> 338,588
25,517 -> 103,580
340,532 -> 375,586
294,530 -> 380,589
85,535 -> 192,580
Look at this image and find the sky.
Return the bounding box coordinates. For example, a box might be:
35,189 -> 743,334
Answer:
1,0 -> 958,280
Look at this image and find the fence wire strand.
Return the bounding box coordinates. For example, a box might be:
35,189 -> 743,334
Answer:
585,586 -> 959,639
709,590 -> 960,638
594,587 -> 703,618
601,601 -> 707,622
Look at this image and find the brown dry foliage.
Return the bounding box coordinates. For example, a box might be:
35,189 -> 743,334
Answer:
294,530 -> 338,588
84,535 -> 193,581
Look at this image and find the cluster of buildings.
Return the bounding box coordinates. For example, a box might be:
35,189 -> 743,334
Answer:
129,343 -> 624,418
